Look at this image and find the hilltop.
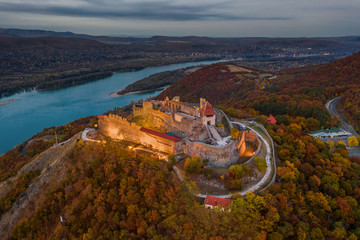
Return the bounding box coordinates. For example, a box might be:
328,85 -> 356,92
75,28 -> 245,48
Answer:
0,48 -> 360,238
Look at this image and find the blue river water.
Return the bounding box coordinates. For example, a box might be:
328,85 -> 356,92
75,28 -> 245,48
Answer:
0,60 -> 222,154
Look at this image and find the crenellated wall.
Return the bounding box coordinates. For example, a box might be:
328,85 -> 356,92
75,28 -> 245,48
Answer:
98,114 -> 181,154
132,101 -> 205,140
98,99 -> 258,169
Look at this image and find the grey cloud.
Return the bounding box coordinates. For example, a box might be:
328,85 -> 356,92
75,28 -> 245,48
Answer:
0,2 -> 290,21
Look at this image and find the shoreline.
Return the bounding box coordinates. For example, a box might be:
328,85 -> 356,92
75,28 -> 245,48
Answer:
108,64 -> 213,98
0,99 -> 14,107
1,57 -> 221,98
109,86 -> 169,97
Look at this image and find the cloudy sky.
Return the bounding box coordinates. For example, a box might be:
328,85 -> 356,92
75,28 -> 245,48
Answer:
0,0 -> 359,37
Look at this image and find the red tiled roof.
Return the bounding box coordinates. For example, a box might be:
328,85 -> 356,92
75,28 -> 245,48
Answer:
140,127 -> 182,142
98,115 -> 105,119
267,115 -> 276,124
205,195 -> 232,208
200,102 -> 216,116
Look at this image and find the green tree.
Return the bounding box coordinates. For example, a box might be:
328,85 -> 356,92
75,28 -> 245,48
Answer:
184,156 -> 203,174
348,136 -> 359,147
337,141 -> 347,148
254,157 -> 267,172
326,139 -> 334,148
229,164 -> 252,179
230,128 -> 240,139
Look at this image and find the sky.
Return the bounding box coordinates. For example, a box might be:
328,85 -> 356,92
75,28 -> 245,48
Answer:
0,0 -> 359,37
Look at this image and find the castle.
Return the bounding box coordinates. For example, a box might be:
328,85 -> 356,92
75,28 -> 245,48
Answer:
98,97 -> 254,168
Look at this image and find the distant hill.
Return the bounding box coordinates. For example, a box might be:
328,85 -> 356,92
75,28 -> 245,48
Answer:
0,36 -> 105,51
160,51 -> 360,101
159,51 -> 360,128
278,51 -> 360,89
157,63 -> 264,104
0,28 -> 144,45
1,28 -> 360,48
0,28 -> 93,39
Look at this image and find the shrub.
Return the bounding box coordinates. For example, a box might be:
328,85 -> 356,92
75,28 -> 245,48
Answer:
229,164 -> 252,179
184,156 -> 203,174
230,128 -> 240,139
204,169 -> 213,179
326,140 -> 334,148
347,136 -> 359,147
254,157 -> 267,172
336,141 -> 347,148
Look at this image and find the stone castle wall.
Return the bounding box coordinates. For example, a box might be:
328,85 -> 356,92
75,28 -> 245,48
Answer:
238,131 -> 246,156
98,114 -> 181,154
98,99 -> 258,168
184,130 -> 249,168
164,99 -> 199,117
184,139 -> 240,168
132,102 -> 206,140
133,103 -> 173,132
245,130 -> 257,142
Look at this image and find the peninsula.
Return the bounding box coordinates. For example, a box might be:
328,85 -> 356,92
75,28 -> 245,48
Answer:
0,99 -> 13,107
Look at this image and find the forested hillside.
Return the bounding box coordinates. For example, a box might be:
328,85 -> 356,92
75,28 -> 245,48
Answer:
1,52 -> 360,239
159,51 -> 360,131
8,139 -> 360,239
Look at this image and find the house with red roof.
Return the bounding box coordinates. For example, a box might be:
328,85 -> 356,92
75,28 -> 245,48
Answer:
204,195 -> 232,211
267,115 -> 276,125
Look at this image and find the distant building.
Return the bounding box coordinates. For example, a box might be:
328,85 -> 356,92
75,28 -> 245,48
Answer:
267,115 -> 276,125
204,195 -> 232,211
309,128 -> 352,139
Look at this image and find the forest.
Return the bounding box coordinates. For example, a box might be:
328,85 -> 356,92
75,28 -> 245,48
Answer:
1,52 -> 360,239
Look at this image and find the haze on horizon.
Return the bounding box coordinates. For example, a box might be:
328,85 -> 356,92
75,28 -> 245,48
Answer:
0,0 -> 359,37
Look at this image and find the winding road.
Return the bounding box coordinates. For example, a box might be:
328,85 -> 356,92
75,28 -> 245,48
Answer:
194,120 -> 276,198
326,97 -> 360,157
81,123 -> 276,198
326,97 -> 358,137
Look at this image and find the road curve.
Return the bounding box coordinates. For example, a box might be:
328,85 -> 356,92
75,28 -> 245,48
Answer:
326,97 -> 358,137
195,120 -> 275,198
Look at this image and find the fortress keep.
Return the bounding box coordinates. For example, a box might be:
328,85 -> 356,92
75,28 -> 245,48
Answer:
98,97 -> 253,168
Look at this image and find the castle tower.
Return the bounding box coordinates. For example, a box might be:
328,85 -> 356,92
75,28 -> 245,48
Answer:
200,101 -> 216,126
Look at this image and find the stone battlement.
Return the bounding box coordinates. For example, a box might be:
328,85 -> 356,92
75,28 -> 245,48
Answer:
98,97 -> 256,168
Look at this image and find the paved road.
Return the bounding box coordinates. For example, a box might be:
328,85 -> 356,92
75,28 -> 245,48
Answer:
81,128 -> 101,143
326,97 -> 358,137
196,120 -> 275,198
348,148 -> 360,157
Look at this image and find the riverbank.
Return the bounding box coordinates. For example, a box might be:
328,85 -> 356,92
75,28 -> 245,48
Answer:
0,99 -> 14,107
109,65 -> 205,97
0,56 -> 220,98
109,86 -> 169,97
0,59 -> 223,155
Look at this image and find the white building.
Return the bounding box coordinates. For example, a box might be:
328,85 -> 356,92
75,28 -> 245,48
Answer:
309,128 -> 352,139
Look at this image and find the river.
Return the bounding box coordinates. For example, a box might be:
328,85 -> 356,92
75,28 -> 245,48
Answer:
0,60 -> 222,154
